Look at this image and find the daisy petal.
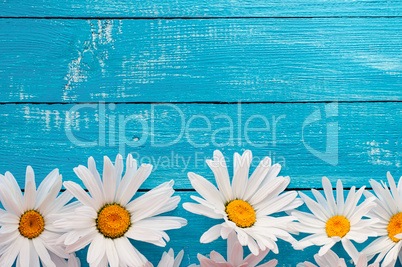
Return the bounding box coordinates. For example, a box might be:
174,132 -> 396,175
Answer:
37,178 -> 62,216
88,156 -> 103,189
104,238 -> 119,267
115,237 -> 146,266
87,234 -> 106,265
243,248 -> 269,267
201,224 -> 223,243
183,203 -> 223,219
36,169 -> 59,207
0,183 -> 22,215
318,239 -> 336,256
65,230 -> 96,253
243,156 -> 271,201
33,238 -> 55,267
322,177 -> 336,216
206,150 -> 233,202
23,166 -> 37,211
2,172 -> 23,206
299,192 -> 328,222
29,241 -> 40,267
19,239 -> 30,267
114,154 -> 124,188
116,154 -> 137,201
63,181 -> 98,210
0,235 -> 23,266
102,156 -> 117,204
341,238 -> 359,263
232,150 -> 252,199
336,180 -> 344,214
387,172 -> 402,207
229,240 -> 244,266
119,164 -> 152,206
188,172 -> 225,210
73,165 -> 104,206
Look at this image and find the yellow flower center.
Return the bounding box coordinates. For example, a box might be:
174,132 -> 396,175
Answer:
19,210 -> 45,239
96,203 -> 131,239
325,215 -> 350,238
225,200 -> 256,228
387,212 -> 402,242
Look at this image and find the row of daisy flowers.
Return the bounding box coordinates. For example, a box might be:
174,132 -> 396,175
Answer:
0,150 -> 400,266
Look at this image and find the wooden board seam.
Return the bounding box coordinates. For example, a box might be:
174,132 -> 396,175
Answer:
1,16 -> 402,19
0,100 -> 401,105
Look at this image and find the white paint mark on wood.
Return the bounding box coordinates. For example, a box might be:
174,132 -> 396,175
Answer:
366,140 -> 401,166
63,20 -> 120,100
64,51 -> 85,101
353,52 -> 402,72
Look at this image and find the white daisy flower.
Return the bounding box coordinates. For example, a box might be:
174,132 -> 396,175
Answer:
144,249 -> 184,267
297,250 -> 378,267
183,150 -> 303,255
362,172 -> 402,266
0,167 -> 78,267
55,154 -> 187,267
292,177 -> 378,263
194,231 -> 278,267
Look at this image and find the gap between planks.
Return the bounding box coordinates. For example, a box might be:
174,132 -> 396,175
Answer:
1,16 -> 402,19
0,100 -> 401,105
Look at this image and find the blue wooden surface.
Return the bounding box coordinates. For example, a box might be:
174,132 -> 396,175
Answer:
0,1 -> 401,266
0,103 -> 400,190
1,0 -> 401,17
0,19 -> 401,102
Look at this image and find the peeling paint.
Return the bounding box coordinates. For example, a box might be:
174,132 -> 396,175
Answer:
366,140 -> 401,167
352,52 -> 402,72
63,20 -> 119,100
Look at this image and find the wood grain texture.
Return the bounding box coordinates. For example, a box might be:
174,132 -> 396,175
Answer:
0,103 -> 400,190
1,0 -> 402,17
1,0 -> 401,264
0,19 -> 401,103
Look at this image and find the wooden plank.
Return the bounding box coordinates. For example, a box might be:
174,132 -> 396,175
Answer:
0,18 -> 401,102
0,0 -> 401,17
0,102 -> 400,190
53,191 -> 374,266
